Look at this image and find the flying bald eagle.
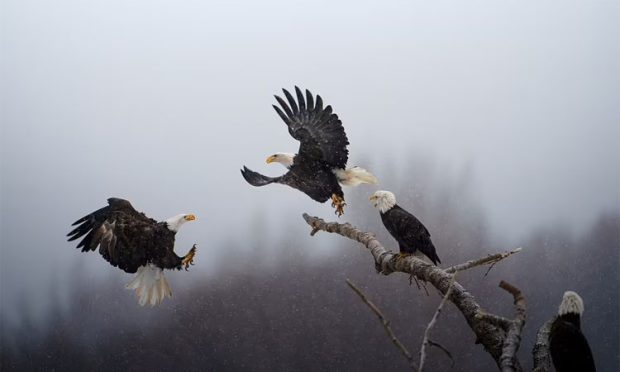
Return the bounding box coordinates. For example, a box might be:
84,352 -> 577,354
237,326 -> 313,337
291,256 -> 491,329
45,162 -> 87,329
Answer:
67,198 -> 197,306
241,87 -> 377,216
369,190 -> 441,265
549,291 -> 596,372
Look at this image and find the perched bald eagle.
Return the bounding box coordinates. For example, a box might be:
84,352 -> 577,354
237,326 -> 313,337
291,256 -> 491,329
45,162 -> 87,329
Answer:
549,291 -> 596,372
369,190 -> 441,265
67,198 -> 197,306
241,87 -> 377,216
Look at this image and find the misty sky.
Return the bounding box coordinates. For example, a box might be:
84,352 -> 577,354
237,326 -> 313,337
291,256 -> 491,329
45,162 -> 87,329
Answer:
1,0 -> 619,319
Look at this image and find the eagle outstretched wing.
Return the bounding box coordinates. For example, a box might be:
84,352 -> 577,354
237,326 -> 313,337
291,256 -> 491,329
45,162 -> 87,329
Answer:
240,164 -> 339,203
67,198 -> 171,273
240,166 -> 279,186
272,86 -> 349,169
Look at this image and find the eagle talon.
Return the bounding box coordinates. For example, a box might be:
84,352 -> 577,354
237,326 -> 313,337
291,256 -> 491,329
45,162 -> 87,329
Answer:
331,194 -> 346,217
181,244 -> 197,271
391,252 -> 411,262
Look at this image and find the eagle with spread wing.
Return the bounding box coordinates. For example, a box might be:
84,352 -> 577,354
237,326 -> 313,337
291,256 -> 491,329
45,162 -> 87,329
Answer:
241,87 -> 377,216
67,198 -> 197,306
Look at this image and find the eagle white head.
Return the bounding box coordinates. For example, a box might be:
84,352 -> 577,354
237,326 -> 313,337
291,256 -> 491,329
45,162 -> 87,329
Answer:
266,152 -> 295,168
164,214 -> 196,232
369,190 -> 397,213
558,290 -> 585,316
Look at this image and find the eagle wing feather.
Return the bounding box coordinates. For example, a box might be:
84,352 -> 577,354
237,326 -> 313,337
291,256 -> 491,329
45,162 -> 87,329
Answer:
67,198 -> 175,273
273,86 -> 349,169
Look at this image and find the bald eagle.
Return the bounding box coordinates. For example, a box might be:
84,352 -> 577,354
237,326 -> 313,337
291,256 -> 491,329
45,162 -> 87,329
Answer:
241,87 -> 377,216
549,291 -> 596,371
369,190 -> 441,265
67,198 -> 197,306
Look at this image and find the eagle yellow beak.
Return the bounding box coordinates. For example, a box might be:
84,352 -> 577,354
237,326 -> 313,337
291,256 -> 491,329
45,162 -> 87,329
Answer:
184,214 -> 196,221
266,155 -> 277,164
369,195 -> 377,201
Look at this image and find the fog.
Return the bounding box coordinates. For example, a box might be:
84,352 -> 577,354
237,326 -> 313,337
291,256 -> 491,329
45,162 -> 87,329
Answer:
1,0 -> 619,370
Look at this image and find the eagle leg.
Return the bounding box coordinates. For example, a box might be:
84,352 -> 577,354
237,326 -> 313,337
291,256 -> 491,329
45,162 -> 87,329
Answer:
181,244 -> 197,271
330,194 -> 346,217
391,252 -> 412,262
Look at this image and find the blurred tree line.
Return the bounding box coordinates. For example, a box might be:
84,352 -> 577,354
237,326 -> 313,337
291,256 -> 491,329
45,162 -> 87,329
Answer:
2,159 -> 618,371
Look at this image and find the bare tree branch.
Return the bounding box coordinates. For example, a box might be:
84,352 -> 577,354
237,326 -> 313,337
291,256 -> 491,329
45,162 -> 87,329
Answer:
445,248 -> 522,274
427,340 -> 455,368
484,261 -> 499,277
346,279 -> 418,370
302,213 -> 524,371
498,281 -> 527,372
475,312 -> 512,330
532,320 -> 553,372
428,339 -> 454,368
419,274 -> 456,372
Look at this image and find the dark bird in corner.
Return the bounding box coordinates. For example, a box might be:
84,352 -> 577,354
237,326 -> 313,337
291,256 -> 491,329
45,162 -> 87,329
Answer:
241,86 -> 377,216
369,190 -> 441,265
549,291 -> 596,372
67,198 -> 197,306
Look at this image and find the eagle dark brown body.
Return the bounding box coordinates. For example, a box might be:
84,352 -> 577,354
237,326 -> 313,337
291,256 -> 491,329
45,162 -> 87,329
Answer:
68,198 -> 188,273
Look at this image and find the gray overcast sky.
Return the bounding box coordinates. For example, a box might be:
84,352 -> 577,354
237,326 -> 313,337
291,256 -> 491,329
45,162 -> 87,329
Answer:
1,0 -> 619,318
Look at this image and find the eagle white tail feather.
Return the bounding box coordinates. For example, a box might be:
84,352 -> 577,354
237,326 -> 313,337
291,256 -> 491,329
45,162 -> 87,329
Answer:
334,167 -> 378,187
125,264 -> 172,306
